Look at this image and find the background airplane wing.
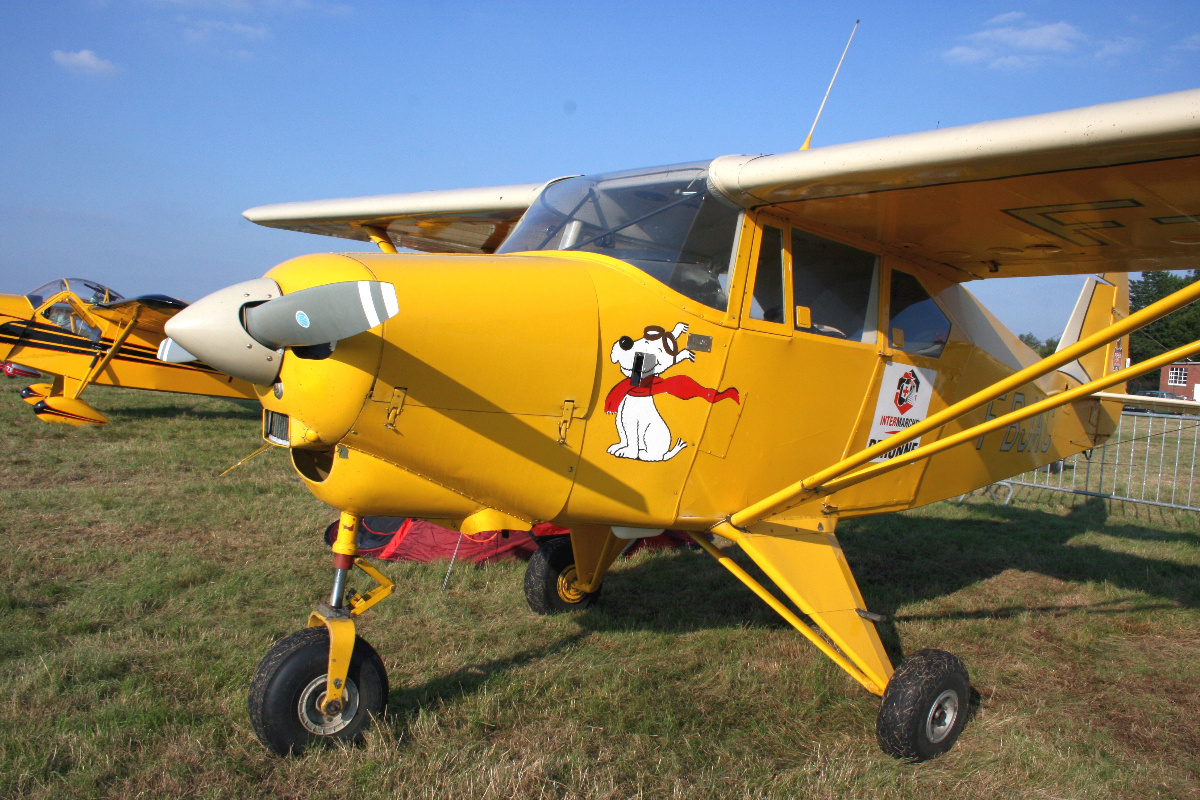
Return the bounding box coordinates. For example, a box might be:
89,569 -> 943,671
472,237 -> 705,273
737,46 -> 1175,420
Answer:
243,181 -> 565,254
707,88 -> 1200,281
91,295 -> 188,335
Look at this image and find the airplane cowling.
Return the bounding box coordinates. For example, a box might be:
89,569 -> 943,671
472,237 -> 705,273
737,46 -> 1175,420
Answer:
260,252 -> 601,524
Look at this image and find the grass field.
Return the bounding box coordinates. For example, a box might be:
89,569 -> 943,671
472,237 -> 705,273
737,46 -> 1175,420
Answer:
2,383 -> 1199,799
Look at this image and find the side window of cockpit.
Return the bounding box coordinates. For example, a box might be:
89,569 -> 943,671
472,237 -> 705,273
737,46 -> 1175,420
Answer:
791,228 -> 879,343
669,201 -> 741,313
750,225 -> 786,323
888,270 -> 950,359
41,304 -> 101,342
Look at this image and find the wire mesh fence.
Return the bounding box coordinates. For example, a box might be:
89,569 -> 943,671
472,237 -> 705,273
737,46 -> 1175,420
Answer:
1004,410 -> 1200,511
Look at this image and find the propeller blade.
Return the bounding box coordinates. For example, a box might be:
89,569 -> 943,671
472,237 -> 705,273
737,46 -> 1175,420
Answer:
163,277 -> 400,386
242,281 -> 400,349
157,337 -> 197,363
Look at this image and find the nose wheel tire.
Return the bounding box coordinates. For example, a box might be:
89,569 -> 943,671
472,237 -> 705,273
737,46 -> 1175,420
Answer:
248,626 -> 388,756
876,649 -> 970,761
524,536 -> 599,614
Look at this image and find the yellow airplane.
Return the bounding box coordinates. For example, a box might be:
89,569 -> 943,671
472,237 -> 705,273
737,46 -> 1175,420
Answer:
161,88 -> 1200,760
0,277 -> 255,425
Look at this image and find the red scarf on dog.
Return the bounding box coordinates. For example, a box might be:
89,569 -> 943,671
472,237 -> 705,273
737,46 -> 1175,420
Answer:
605,375 -> 740,413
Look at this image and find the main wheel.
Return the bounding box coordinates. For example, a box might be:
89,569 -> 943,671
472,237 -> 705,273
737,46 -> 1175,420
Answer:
248,627 -> 388,756
524,536 -> 599,614
876,649 -> 970,761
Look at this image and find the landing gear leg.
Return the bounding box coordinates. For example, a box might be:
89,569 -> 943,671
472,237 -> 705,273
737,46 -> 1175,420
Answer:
248,512 -> 396,756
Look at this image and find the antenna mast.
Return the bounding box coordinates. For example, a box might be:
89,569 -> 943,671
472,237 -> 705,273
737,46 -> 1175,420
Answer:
801,19 -> 859,151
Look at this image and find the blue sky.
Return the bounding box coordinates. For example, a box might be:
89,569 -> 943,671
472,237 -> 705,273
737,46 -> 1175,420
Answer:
1,1 -> 1197,340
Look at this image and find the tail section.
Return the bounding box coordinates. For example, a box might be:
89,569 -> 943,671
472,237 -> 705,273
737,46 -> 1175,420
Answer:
1054,273 -> 1129,391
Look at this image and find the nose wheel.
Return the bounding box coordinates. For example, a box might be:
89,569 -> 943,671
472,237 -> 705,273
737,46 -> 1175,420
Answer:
249,512 -> 397,756
875,649 -> 970,761
248,626 -> 388,756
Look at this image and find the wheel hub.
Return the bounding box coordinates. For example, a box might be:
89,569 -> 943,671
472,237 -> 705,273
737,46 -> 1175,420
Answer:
556,565 -> 586,603
925,688 -> 960,744
298,674 -> 360,736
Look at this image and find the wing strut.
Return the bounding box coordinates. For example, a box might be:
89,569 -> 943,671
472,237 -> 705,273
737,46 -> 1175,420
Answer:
70,308 -> 141,399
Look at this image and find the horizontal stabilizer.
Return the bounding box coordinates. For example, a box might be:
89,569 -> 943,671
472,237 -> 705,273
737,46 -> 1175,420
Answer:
1096,392 -> 1199,413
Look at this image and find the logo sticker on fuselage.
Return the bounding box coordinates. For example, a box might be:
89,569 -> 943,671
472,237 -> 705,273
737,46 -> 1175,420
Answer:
867,363 -> 937,462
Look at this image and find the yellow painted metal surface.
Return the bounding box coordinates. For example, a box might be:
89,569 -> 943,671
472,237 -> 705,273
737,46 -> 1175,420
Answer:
692,527 -> 883,695
720,520 -> 894,693
306,612 -> 356,709
774,156 -> 1200,281
568,524 -> 625,593
332,511 -> 361,557
258,255 -> 386,453
347,558 -> 396,618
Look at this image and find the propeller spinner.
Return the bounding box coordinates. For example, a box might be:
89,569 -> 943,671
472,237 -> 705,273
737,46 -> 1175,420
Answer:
161,278 -> 399,385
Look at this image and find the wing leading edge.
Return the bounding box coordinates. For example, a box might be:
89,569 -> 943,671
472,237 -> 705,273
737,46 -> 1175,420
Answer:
707,88 -> 1200,281
244,181 -> 559,254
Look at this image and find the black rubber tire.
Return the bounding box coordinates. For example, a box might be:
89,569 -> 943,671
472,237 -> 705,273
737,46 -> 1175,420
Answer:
876,649 -> 970,761
248,627 -> 388,757
523,536 -> 599,614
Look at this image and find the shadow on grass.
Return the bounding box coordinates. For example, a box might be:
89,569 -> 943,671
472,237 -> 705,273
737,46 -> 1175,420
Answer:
361,496 -> 1195,740
839,496 -> 1199,613
385,632 -> 587,728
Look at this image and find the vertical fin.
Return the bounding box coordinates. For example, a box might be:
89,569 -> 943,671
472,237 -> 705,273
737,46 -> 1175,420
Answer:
1054,275 -> 1119,386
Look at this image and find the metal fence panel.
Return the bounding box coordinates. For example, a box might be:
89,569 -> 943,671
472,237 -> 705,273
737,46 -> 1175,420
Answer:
1005,410 -> 1200,511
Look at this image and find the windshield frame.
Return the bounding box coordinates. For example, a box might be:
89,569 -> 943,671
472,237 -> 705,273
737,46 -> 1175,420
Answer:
498,162 -> 744,321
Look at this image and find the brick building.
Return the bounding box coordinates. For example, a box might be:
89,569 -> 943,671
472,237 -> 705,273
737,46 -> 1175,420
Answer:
1158,361 -> 1200,399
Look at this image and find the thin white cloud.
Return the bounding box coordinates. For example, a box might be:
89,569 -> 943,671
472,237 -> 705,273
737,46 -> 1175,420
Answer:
985,11 -> 1026,26
1094,37 -> 1139,60
967,21 -> 1084,55
1173,33 -> 1200,51
944,15 -> 1134,70
989,54 -> 1042,70
181,18 -> 271,42
51,49 -> 117,74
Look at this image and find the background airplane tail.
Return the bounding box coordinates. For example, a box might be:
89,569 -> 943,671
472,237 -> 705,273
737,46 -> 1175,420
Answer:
1053,273 -> 1130,393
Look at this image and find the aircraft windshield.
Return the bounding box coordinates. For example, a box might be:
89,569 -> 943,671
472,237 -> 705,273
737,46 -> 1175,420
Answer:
25,278 -> 123,307
498,163 -> 742,312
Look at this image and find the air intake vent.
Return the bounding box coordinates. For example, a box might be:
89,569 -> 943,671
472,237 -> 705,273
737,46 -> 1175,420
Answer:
263,410 -> 290,446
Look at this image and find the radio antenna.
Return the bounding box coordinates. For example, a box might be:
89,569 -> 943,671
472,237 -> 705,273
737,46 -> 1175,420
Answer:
800,19 -> 859,151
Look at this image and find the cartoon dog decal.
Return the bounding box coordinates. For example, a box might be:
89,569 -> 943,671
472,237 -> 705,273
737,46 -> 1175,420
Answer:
605,322 -> 739,462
